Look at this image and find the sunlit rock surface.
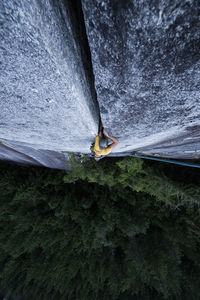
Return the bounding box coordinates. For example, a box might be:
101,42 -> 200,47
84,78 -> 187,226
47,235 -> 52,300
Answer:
82,0 -> 200,158
0,0 -> 99,167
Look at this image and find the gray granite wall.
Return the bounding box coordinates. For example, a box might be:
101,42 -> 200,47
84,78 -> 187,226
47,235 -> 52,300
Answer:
82,0 -> 200,156
0,0 -> 200,167
0,0 -> 99,153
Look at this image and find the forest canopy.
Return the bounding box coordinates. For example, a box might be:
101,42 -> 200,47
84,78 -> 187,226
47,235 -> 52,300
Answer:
0,156 -> 200,300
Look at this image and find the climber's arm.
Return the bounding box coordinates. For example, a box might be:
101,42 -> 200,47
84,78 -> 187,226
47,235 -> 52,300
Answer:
103,130 -> 119,150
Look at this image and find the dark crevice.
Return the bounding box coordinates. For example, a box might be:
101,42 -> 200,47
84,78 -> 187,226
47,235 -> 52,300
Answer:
62,0 -> 101,123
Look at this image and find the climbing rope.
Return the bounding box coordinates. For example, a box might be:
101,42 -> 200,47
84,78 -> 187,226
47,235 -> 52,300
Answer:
128,153 -> 200,168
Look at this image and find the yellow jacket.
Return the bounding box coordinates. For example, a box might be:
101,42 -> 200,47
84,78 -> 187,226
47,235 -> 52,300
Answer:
93,136 -> 111,157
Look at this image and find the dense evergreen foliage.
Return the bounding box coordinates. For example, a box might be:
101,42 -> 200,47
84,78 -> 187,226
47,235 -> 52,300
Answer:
0,156 -> 200,299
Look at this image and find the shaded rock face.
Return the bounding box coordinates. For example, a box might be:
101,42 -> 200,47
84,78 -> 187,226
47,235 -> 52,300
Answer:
0,139 -> 70,170
82,0 -> 200,155
0,0 -> 99,153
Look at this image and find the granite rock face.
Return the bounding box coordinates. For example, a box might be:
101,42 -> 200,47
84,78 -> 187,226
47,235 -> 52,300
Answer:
0,0 -> 99,154
1,0 -> 200,168
0,139 -> 70,169
82,0 -> 200,156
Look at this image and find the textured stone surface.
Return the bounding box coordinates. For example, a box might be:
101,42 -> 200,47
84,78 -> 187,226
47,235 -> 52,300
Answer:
1,0 -> 200,168
0,139 -> 70,169
0,0 -> 99,154
82,0 -> 200,156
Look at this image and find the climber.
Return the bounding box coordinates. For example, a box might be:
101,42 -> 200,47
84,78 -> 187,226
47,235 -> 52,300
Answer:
91,120 -> 119,159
